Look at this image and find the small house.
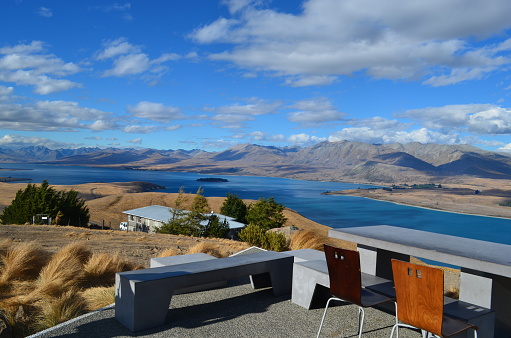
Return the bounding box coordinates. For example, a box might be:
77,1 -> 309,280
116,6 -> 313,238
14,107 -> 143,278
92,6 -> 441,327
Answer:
122,205 -> 245,238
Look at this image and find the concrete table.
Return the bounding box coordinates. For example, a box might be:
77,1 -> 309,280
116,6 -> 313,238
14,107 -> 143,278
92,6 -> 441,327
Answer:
329,225 -> 511,338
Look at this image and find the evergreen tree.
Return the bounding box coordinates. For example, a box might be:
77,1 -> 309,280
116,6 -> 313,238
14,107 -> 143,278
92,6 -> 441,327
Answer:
157,187 -> 190,235
185,186 -> 210,236
220,193 -> 248,223
202,214 -> 230,238
0,180 -> 89,226
245,197 -> 287,231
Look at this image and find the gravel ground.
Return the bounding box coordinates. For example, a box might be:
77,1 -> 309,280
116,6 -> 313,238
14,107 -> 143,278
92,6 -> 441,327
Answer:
29,278 -> 422,338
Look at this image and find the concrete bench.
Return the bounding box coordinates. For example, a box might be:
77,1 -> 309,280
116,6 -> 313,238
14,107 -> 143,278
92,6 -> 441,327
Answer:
115,251 -> 294,332
149,253 -> 227,294
291,259 -> 391,310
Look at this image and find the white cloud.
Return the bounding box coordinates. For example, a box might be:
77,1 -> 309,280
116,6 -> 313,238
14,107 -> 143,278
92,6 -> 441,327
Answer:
208,98 -> 281,129
498,143 -> 511,152
0,41 -> 81,94
123,125 -> 159,134
166,125 -> 182,131
127,138 -> 142,144
285,75 -> 338,87
91,3 -> 133,20
38,7 -> 53,18
398,104 -> 511,134
350,116 -> 410,130
0,85 -> 13,100
222,0 -> 256,14
103,53 -> 150,77
89,120 -> 115,130
328,127 -> 461,145
191,0 -> 511,86
287,97 -> 344,125
236,131 -> 286,142
191,18 -> 241,44
0,134 -> 82,149
0,100 -> 115,132
128,101 -> 184,122
96,38 -> 178,78
288,133 -> 327,146
95,38 -> 139,60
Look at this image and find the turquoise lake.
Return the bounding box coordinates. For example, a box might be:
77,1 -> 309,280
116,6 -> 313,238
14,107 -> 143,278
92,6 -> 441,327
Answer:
1,163 -> 510,245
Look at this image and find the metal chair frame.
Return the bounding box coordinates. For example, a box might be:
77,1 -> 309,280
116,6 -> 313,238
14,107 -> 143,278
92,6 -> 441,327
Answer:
317,245 -> 395,338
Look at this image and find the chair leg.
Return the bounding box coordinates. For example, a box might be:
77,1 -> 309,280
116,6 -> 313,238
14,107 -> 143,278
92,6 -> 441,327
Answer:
390,323 -> 422,338
357,307 -> 365,338
390,323 -> 398,338
317,297 -> 338,338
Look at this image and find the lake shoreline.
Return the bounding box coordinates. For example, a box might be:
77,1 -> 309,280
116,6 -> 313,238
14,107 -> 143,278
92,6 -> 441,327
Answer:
325,187 -> 511,220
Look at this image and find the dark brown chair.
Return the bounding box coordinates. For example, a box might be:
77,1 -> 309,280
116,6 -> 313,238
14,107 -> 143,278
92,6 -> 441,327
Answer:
390,260 -> 478,338
317,245 -> 395,338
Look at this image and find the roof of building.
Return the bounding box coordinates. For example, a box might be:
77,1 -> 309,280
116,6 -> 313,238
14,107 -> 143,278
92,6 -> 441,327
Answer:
122,205 -> 245,229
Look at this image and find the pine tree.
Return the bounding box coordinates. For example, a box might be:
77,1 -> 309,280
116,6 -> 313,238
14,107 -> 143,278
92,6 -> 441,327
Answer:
220,193 -> 248,223
245,197 -> 287,231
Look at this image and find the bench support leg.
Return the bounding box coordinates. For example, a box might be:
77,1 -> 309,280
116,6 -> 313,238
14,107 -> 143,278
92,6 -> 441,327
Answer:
115,275 -> 175,332
358,245 -> 409,280
460,269 -> 510,338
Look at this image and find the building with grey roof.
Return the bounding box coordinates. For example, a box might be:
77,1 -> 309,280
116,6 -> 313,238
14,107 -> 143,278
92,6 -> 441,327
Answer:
122,205 -> 245,237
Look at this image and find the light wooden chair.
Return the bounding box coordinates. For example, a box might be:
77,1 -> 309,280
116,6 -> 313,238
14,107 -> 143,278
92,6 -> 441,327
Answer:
390,259 -> 478,338
317,245 -> 395,338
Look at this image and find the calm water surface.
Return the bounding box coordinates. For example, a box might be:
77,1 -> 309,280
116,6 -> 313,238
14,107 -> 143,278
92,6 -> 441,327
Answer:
2,163 -> 510,245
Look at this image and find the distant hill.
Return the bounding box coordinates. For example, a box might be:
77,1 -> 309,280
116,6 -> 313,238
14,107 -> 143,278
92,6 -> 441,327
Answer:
3,141 -> 511,183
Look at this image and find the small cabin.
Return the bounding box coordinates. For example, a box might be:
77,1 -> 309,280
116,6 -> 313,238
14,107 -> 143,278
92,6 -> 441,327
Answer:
122,205 -> 245,238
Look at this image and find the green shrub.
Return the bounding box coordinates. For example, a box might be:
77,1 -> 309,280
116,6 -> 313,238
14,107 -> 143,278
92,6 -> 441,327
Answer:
238,224 -> 288,251
265,231 -> 287,252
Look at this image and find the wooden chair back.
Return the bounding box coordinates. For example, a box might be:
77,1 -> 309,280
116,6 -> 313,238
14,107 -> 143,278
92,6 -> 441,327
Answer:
391,259 -> 444,336
324,244 -> 362,305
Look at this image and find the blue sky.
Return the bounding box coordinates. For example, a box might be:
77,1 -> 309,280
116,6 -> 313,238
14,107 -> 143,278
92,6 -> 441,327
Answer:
1,0 -> 511,152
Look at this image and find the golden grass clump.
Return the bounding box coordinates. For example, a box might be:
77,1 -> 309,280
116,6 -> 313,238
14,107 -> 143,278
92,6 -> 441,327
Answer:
187,241 -> 229,258
0,238 -> 13,258
81,286 -> 115,311
33,242 -> 91,298
158,248 -> 179,258
34,289 -> 87,331
82,252 -> 143,287
0,242 -> 49,289
288,229 -> 326,251
0,238 -> 144,337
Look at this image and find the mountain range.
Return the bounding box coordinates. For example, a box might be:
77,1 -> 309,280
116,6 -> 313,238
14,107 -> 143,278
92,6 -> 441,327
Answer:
2,141 -> 511,183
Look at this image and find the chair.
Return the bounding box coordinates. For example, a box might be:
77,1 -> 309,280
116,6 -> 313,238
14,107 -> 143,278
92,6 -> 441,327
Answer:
390,260 -> 478,338
317,245 -> 395,338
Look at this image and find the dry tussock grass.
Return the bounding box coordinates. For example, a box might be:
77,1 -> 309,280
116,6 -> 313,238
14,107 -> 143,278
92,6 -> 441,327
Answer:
31,243 -> 91,299
188,242 -> 229,258
34,289 -> 87,331
0,238 -> 13,257
0,242 -> 49,289
158,248 -> 179,257
289,229 -> 326,251
82,252 -> 143,287
64,232 -> 91,239
0,241 -> 143,337
81,286 -> 115,311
